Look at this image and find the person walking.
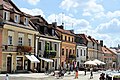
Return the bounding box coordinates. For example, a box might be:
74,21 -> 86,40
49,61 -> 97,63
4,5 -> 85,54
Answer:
84,67 -> 87,75
90,67 -> 93,79
99,73 -> 105,80
75,67 -> 78,79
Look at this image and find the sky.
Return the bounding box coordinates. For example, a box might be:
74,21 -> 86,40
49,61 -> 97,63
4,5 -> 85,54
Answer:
12,0 -> 120,48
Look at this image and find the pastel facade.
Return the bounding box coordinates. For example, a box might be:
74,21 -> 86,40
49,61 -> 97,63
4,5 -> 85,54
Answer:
0,0 -> 38,73
56,27 -> 76,67
31,16 -> 61,72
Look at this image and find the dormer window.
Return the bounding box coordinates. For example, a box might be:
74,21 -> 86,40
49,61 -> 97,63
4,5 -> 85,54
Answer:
24,17 -> 28,26
3,11 -> 10,21
14,14 -> 19,23
52,29 -> 55,36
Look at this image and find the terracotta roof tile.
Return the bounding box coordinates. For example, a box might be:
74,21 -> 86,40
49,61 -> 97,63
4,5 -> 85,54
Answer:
56,27 -> 74,35
102,47 -> 113,54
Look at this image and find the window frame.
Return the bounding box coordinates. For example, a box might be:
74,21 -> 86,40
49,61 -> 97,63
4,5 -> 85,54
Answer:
8,36 -> 12,45
14,14 -> 19,23
3,11 -> 9,21
18,37 -> 23,46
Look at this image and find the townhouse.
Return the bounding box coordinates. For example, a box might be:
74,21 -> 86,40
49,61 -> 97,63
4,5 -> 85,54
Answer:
56,26 -> 76,68
102,45 -> 117,69
30,16 -> 61,72
0,0 -> 39,73
78,34 -> 103,61
75,34 -> 87,67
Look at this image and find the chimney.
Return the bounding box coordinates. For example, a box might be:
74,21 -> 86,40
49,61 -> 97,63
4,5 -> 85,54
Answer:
58,25 -> 64,29
69,29 -> 74,33
100,40 -> 103,47
0,0 -> 3,5
96,40 -> 98,42
88,36 -> 91,39
52,22 -> 57,28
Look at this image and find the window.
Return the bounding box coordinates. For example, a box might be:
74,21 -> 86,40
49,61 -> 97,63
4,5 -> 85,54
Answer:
52,61 -> 54,67
8,36 -> 12,45
14,14 -> 19,23
66,49 -> 68,57
18,37 -> 23,46
61,35 -> 62,40
81,49 -> 82,56
28,39 -> 31,46
84,50 -> 86,56
69,49 -> 71,55
38,42 -> 41,50
62,48 -> 64,55
52,29 -> 55,36
24,17 -> 28,26
54,44 -> 57,51
3,11 -> 9,20
65,36 -> 67,41
42,60 -> 44,68
72,38 -> 74,42
68,37 -> 70,42
77,49 -> 79,57
73,50 -> 74,54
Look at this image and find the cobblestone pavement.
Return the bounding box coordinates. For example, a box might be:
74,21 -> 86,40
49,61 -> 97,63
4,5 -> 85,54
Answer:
0,71 -> 101,80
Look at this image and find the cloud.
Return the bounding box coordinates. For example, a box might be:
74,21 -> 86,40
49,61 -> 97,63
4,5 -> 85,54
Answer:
106,11 -> 120,18
23,0 -> 40,5
47,13 -> 91,30
83,0 -> 104,13
20,8 -> 45,17
59,0 -> 79,11
96,18 -> 120,34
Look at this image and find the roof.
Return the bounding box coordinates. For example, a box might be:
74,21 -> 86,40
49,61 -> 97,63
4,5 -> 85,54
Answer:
56,27 -> 75,36
76,34 -> 91,42
102,46 -> 115,55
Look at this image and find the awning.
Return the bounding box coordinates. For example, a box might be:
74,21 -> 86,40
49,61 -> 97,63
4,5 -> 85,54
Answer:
39,57 -> 53,62
25,55 -> 40,63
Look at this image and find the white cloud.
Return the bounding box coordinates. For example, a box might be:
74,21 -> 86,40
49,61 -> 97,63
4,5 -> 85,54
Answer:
96,18 -> 120,34
84,0 -> 104,13
106,11 -> 120,18
24,0 -> 40,5
47,13 -> 91,30
20,8 -> 45,17
59,0 -> 79,11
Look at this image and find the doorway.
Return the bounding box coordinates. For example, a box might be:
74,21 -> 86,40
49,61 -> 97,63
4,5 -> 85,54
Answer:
16,57 -> 23,70
7,57 -> 12,73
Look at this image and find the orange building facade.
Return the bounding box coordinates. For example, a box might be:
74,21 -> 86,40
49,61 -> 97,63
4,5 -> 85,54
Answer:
56,26 -> 76,67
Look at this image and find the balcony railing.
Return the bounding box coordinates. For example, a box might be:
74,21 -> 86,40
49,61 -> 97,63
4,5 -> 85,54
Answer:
2,45 -> 17,52
17,46 -> 33,52
2,45 -> 34,52
69,54 -> 76,59
44,50 -> 56,58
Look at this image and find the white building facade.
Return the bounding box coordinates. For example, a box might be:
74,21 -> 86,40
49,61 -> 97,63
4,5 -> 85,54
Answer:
76,45 -> 87,67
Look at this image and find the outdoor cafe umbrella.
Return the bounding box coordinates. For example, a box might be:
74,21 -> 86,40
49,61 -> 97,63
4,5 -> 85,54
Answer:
93,59 -> 105,65
84,60 -> 97,65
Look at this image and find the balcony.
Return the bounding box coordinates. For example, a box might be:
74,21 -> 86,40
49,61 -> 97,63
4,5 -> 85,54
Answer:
2,45 -> 17,52
44,50 -> 56,58
69,54 -> 76,59
17,46 -> 33,52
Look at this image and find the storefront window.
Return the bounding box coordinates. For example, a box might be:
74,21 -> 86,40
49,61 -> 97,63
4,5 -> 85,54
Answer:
16,57 -> 23,70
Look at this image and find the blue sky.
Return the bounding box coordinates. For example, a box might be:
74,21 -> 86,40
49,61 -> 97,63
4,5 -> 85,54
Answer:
12,0 -> 120,47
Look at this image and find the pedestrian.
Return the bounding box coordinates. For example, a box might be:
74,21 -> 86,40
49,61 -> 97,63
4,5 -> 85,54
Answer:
90,67 -> 93,79
45,66 -> 48,74
84,67 -> 87,75
75,68 -> 78,79
99,73 -> 105,80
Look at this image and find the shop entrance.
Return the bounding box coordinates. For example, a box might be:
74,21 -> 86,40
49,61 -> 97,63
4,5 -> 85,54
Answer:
16,57 -> 23,70
7,57 -> 12,73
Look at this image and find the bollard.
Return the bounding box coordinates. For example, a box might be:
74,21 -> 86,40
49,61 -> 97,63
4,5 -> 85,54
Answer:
5,73 -> 9,80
